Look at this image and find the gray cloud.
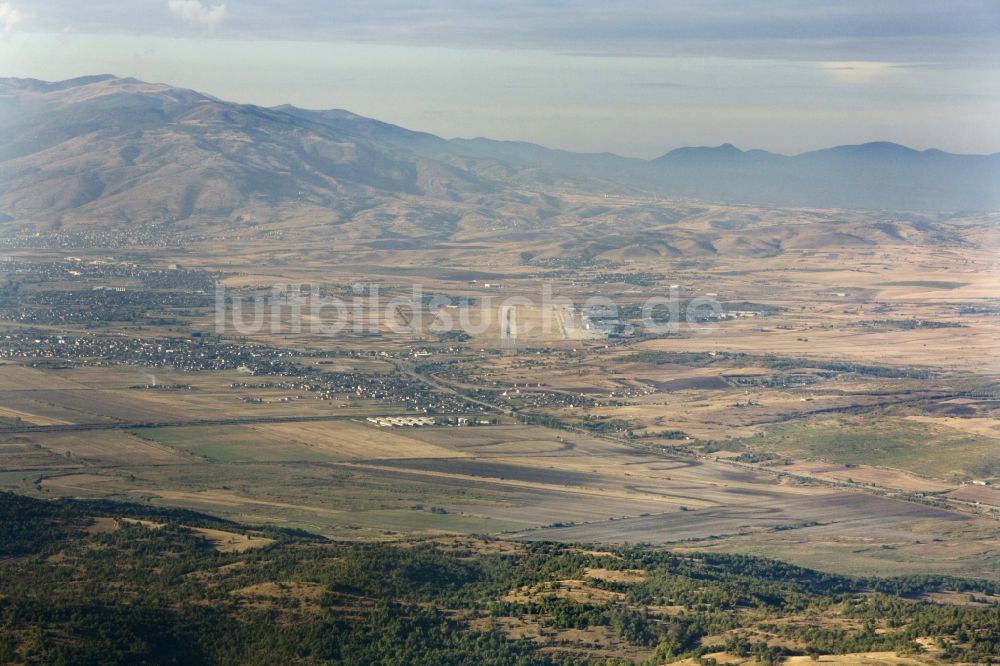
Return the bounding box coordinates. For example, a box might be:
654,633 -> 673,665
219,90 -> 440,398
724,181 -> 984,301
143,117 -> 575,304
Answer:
19,1 -> 1000,64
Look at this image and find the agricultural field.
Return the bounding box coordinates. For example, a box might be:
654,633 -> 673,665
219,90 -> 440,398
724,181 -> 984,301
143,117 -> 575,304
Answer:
739,414 -> 1000,481
1,202 -> 999,583
3,386 -> 998,576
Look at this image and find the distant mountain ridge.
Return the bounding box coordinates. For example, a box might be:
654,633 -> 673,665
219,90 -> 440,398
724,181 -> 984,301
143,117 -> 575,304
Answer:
0,75 -> 997,231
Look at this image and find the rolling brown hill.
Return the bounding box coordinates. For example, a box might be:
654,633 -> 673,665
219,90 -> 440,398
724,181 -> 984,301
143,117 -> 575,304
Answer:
1,75 -> 997,259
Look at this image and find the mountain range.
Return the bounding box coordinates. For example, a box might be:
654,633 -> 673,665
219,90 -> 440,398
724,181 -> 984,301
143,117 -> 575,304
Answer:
0,74 -> 998,235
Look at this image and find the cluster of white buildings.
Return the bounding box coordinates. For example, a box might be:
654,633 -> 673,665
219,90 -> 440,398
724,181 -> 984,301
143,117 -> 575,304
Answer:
367,416 -> 437,427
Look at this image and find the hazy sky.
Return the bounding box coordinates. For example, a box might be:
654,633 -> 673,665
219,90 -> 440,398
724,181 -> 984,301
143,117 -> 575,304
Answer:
1,1 -> 998,157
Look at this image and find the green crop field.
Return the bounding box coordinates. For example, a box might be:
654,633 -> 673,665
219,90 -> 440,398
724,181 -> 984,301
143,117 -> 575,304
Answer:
747,414 -> 1000,480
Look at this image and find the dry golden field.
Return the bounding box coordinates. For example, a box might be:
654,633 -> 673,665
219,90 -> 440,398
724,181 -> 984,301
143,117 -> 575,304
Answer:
2,201 -> 998,579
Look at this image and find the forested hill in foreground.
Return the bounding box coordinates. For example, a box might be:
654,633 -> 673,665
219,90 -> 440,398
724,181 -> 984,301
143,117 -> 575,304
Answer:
0,491 -> 997,665
1,75 -> 998,236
